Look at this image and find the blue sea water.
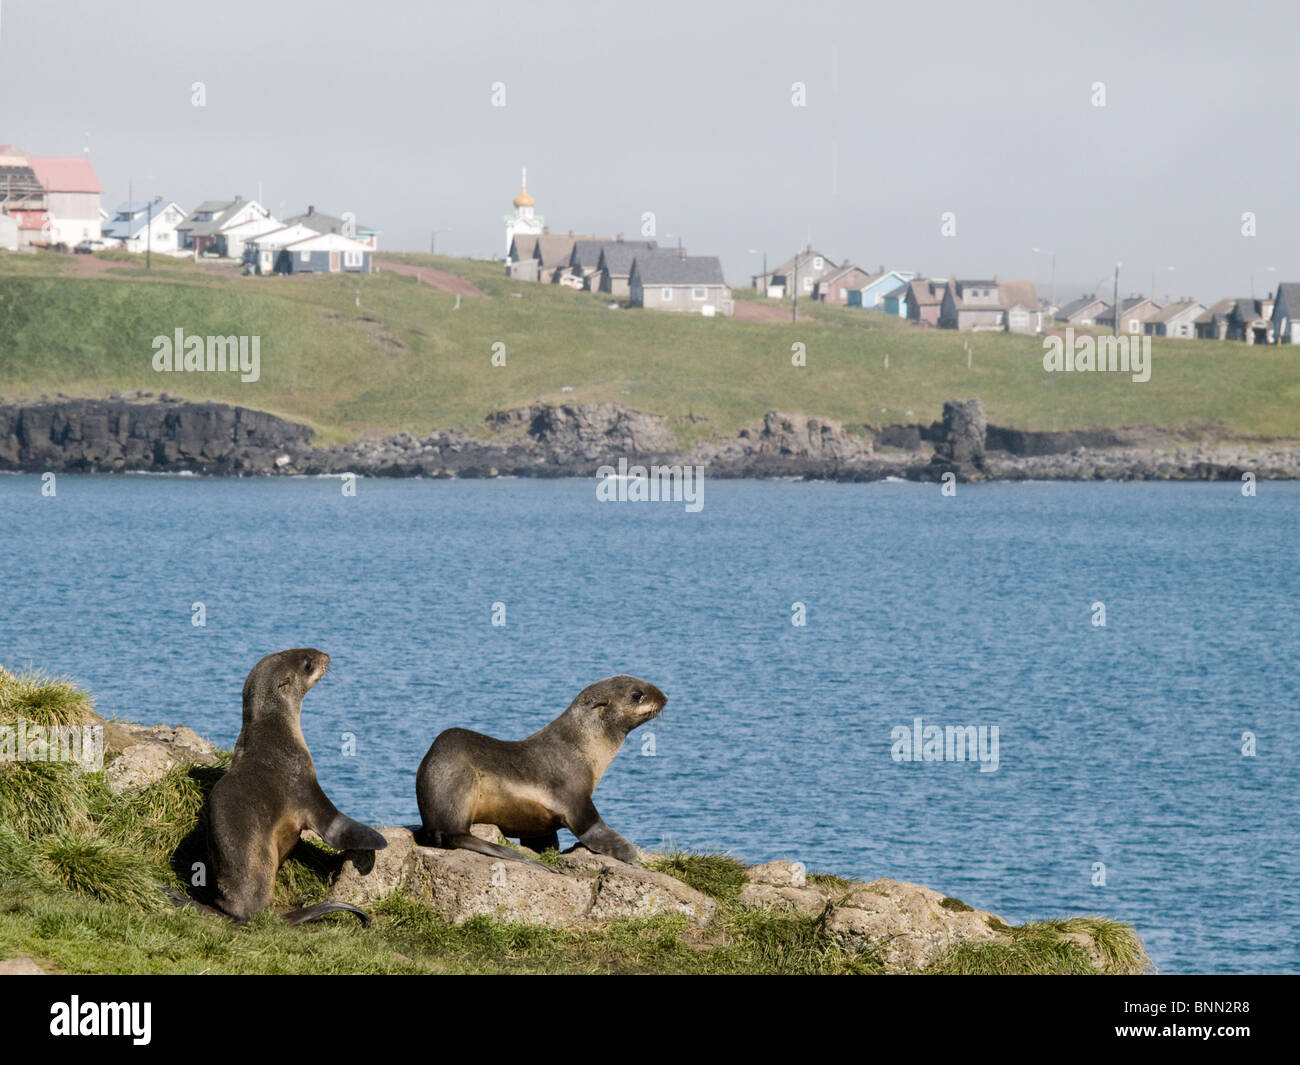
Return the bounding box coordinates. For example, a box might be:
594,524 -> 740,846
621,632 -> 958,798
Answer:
1,473 -> 1296,974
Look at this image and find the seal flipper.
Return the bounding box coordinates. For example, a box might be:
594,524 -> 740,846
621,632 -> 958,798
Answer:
284,901 -> 374,927
304,785 -> 389,851
444,832 -> 565,874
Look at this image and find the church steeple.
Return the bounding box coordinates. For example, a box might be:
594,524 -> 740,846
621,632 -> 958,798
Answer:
513,167 -> 534,209
503,165 -> 544,257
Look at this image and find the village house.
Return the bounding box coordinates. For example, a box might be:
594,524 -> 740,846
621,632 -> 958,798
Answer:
101,199 -> 187,254
938,279 -> 1042,333
534,234 -> 585,284
274,232 -> 372,275
814,264 -> 873,304
1054,293 -> 1110,326
1143,300 -> 1205,338
1270,283 -> 1300,344
594,240 -> 657,298
1223,297 -> 1274,344
1096,296 -> 1162,335
282,206 -> 381,250
243,223 -> 325,274
0,145 -> 46,248
26,153 -> 103,247
754,248 -> 837,300
847,269 -> 918,310
630,250 -> 732,316
562,238 -> 613,289
1194,298 -> 1235,340
899,279 -> 945,325
177,197 -> 275,256
505,233 -> 540,280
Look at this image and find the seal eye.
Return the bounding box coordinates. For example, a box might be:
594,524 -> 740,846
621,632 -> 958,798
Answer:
303,658 -> 314,674
631,690 -> 644,704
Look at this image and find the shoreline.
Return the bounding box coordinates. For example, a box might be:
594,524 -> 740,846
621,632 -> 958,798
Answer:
3,395 -> 1298,482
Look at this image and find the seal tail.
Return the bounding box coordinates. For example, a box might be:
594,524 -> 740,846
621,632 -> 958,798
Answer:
283,901 -> 374,927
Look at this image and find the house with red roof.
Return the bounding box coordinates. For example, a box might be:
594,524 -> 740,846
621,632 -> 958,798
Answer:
26,153 -> 103,247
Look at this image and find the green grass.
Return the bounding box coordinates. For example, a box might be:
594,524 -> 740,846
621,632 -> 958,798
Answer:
1,252 -> 1296,444
0,668 -> 1150,974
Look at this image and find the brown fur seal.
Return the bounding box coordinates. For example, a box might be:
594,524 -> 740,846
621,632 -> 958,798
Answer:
415,675 -> 665,869
206,649 -> 387,925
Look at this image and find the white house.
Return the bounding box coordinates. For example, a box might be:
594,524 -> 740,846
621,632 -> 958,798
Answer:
102,200 -> 187,254
244,223 -> 324,274
177,197 -> 274,256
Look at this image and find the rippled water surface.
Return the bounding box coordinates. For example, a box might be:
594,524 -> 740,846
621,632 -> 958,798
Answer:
2,474 -> 1296,974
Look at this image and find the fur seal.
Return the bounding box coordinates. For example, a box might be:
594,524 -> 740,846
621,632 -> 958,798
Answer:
415,674 -> 665,869
206,648 -> 388,925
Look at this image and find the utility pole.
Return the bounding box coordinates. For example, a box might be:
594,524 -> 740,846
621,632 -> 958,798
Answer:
792,251 -> 799,323
1113,263 -> 1120,337
146,196 -> 155,270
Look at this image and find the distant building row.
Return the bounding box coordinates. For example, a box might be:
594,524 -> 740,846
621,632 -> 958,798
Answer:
0,146 -> 378,275
501,174 -> 732,316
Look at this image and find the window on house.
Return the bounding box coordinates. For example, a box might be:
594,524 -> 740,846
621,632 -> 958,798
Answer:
661,287 -> 672,301
1128,319 -> 1140,334
691,287 -> 707,300
813,257 -> 823,270
803,277 -> 813,291
344,250 -> 362,268
300,250 -> 311,262
840,288 -> 846,299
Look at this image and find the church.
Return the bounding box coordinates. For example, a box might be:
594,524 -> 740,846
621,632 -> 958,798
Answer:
502,168 -> 543,257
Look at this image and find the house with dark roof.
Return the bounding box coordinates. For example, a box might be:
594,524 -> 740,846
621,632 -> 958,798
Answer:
630,251 -> 732,316
533,234 -> 586,283
1270,283 -> 1300,344
1096,296 -> 1162,335
176,197 -> 275,257
594,240 -> 657,298
1054,293 -> 1110,326
1223,297 -> 1274,344
1194,298 -> 1234,340
558,238 -> 616,289
1143,300 -> 1204,339
281,206 -> 380,250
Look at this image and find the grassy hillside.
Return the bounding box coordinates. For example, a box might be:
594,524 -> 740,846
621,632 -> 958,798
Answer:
1,249 -> 1296,445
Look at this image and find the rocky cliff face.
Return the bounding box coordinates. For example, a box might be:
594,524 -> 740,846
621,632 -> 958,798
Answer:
2,395 -> 1296,482
0,398 -> 313,474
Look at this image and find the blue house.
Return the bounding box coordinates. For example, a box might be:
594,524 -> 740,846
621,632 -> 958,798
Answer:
847,269 -> 917,309
275,232 -> 372,274
880,280 -> 912,318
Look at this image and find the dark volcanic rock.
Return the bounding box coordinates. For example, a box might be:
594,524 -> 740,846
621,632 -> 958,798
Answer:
0,399 -> 314,474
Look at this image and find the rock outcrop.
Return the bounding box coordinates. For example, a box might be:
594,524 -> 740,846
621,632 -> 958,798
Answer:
326,827 -> 717,928
4,395 -> 1295,483
0,397 -> 313,474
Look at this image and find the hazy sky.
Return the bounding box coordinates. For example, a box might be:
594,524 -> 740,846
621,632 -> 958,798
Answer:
3,0 -> 1298,301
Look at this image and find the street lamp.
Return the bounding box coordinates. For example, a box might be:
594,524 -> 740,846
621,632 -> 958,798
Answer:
1032,247 -> 1056,308
748,248 -> 768,297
